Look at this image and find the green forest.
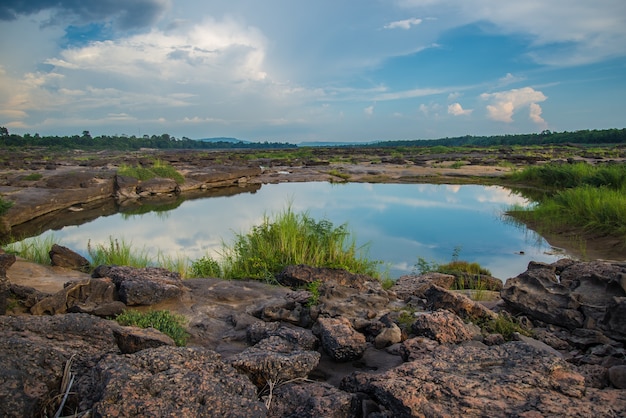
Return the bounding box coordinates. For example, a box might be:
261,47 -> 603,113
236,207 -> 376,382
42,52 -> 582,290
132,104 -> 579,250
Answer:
1,126 -> 625,150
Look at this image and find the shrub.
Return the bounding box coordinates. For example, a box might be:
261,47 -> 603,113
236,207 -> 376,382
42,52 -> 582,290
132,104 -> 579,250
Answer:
115,310 -> 189,346
0,196 -> 13,216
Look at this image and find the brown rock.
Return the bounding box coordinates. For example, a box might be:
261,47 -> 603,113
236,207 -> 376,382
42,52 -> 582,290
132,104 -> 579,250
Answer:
392,272 -> 456,300
411,309 -> 481,344
136,177 -> 179,195
424,284 -> 498,322
277,264 -> 376,290
268,380 -> 358,418
609,365 -> 626,389
30,278 -> 120,316
48,244 -> 90,272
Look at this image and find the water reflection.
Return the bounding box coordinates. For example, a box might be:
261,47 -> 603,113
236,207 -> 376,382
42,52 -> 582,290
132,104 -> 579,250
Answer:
24,182 -> 564,280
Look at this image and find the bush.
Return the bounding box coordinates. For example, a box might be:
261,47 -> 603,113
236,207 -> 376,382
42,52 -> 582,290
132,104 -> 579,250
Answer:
115,310 -> 189,346
190,256 -> 222,277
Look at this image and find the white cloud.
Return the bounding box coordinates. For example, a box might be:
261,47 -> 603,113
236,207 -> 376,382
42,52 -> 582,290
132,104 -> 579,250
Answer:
528,103 -> 547,129
384,18 -> 422,30
364,105 -> 374,116
447,102 -> 472,116
480,87 -> 547,124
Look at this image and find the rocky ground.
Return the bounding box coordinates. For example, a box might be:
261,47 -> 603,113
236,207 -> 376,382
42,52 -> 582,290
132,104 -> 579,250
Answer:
1,146 -> 625,417
1,251 -> 625,417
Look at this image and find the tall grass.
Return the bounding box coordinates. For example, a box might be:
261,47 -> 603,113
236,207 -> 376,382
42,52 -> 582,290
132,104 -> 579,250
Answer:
507,162 -> 626,239
5,234 -> 60,264
219,206 -> 381,281
117,159 -> 184,184
0,196 -> 13,216
88,237 -> 151,268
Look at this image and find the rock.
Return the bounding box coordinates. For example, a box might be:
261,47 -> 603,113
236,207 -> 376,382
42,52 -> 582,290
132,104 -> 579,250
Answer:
424,284 -> 498,322
0,252 -> 16,278
87,346 -> 266,417
30,278 -> 121,316
340,341 -> 626,417
0,253 -> 15,314
48,244 -> 90,272
374,322 -> 403,349
114,174 -> 139,199
268,380 -> 358,418
392,272 -> 456,300
113,326 -> 176,354
92,265 -> 184,305
609,365 -> 626,389
258,297 -> 309,326
0,314 -> 119,417
399,336 -> 440,362
136,177 -> 179,195
314,317 -> 367,362
501,262 -> 584,329
603,297 -> 626,341
455,272 -> 503,291
246,321 -> 319,350
277,264 -> 376,289
230,336 -> 321,388
411,309 -> 481,344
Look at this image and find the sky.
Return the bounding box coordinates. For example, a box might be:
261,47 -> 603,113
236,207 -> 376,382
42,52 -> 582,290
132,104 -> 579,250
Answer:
1,0 -> 625,143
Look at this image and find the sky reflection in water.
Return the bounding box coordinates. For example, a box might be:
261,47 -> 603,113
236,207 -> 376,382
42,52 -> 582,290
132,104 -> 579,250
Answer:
38,182 -> 564,280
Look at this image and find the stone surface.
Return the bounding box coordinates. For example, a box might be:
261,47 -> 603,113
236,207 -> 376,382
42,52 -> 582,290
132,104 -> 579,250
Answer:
92,265 -> 184,305
609,365 -> 626,389
341,341 -> 626,417
268,380 -> 358,418
277,264 -> 376,289
30,278 -> 121,316
246,321 -> 319,350
392,272 -> 456,301
315,317 -> 367,362
424,284 -> 498,322
87,346 -> 266,417
136,177 -> 179,195
48,243 -> 90,272
113,326 -> 176,354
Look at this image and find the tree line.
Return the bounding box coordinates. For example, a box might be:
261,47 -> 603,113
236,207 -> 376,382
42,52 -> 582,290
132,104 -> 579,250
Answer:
1,127 -> 624,150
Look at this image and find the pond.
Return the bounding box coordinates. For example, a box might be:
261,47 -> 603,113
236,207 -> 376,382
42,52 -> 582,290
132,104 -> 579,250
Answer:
24,182 -> 565,280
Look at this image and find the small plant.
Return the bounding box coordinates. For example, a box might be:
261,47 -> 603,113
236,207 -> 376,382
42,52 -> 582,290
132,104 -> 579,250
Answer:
157,252 -> 190,278
479,313 -> 531,341
327,169 -> 351,181
23,173 -> 43,181
450,161 -> 464,169
0,196 -> 13,216
115,309 -> 189,346
87,237 -> 151,268
306,280 -> 322,306
380,277 -> 395,290
189,255 -> 222,277
413,257 -> 439,275
117,160 -> 184,184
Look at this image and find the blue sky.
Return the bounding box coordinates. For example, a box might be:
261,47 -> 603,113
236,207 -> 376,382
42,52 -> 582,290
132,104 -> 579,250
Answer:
1,0 -> 625,142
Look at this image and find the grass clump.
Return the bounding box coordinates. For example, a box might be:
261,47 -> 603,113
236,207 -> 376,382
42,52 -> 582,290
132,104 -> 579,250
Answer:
306,280 -> 322,307
4,234 -> 60,264
23,172 -> 43,181
117,159 -> 184,184
479,313 -> 532,341
220,206 -> 381,281
88,237 -> 151,268
115,310 -> 189,346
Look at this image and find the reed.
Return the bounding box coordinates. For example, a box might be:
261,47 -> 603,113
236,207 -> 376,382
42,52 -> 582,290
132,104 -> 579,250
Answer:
5,234 -> 60,264
87,237 -> 151,268
219,205 -> 381,281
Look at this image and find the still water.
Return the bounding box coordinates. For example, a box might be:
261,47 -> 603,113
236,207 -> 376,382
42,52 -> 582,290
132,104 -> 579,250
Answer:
32,182 -> 564,280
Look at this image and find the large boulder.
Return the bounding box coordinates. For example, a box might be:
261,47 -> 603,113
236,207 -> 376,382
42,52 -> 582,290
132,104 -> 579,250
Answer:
92,265 -> 184,305
424,284 -> 498,322
268,380 -> 358,418
277,264 -> 376,290
341,341 -> 626,417
136,177 -> 179,195
501,260 -> 626,340
86,346 -> 266,417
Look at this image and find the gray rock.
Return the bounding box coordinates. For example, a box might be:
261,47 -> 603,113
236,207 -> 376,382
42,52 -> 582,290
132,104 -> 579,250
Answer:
277,264 -> 376,289
315,317 -> 366,362
424,284 -> 498,322
609,365 -> 626,389
30,278 -> 120,316
113,326 -> 175,354
268,380 -> 358,418
374,322 -> 402,349
246,321 -> 319,350
136,177 -> 179,195
230,336 -> 321,388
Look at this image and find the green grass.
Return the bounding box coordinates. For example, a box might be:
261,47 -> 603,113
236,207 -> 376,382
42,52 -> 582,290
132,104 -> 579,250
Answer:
115,310 -> 189,346
88,237 -> 151,268
507,162 -> 626,238
22,173 -> 43,181
189,255 -> 222,277
0,196 -> 13,216
327,169 -> 351,181
117,159 -> 184,184
156,252 -> 190,278
219,205 -> 381,281
4,234 -> 60,264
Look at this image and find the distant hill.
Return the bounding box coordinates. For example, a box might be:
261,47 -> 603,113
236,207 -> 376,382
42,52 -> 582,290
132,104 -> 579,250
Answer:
196,137 -> 250,144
